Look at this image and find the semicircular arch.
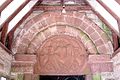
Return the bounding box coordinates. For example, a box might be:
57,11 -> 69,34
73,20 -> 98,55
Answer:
12,11 -> 113,54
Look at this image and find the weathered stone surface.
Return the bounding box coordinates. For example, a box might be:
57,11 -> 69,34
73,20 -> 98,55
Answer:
94,39 -> 104,46
25,25 -> 97,54
112,51 -> 120,80
101,72 -> 115,80
12,11 -> 113,55
89,55 -> 111,62
12,61 -> 34,74
11,55 -> 36,74
89,62 -> 113,73
85,26 -> 95,35
0,45 -> 12,76
14,54 -> 36,62
35,35 -> 90,75
88,55 -> 113,74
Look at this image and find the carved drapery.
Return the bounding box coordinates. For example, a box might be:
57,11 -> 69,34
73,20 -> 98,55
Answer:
35,35 -> 90,75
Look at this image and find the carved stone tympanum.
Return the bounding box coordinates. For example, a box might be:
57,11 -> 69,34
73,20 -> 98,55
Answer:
35,35 -> 89,75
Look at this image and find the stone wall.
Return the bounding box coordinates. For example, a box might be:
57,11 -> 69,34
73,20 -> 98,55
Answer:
88,55 -> 114,80
112,49 -> 120,80
11,54 -> 36,74
11,54 -> 36,80
0,43 -> 12,76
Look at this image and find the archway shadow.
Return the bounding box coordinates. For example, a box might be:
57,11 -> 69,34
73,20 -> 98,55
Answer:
40,75 -> 86,80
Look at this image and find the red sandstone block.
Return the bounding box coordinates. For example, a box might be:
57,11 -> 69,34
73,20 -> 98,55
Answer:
73,12 -> 85,19
90,32 -> 100,41
95,39 -> 104,46
80,22 -> 89,30
88,55 -> 111,62
42,12 -> 51,19
23,30 -> 35,40
85,41 -> 95,49
32,14 -> 42,22
36,21 -> 44,30
90,63 -> 101,73
24,20 -> 35,31
85,26 -> 95,35
40,19 -> 48,27
74,18 -> 83,27
100,33 -> 110,43
57,25 -> 66,34
55,15 -> 65,23
88,47 -> 97,54
46,16 -> 56,25
84,18 -> 93,25
90,22 -> 98,29
27,43 -> 38,54
65,12 -> 74,17
100,62 -> 113,72
43,28 -> 51,38
97,45 -> 108,53
90,62 -> 113,73
50,12 -> 61,17
15,54 -> 36,62
65,16 -> 75,25
17,44 -> 27,54
65,17 -> 82,27
36,32 -> 46,43
21,38 -> 31,46
30,25 -> 39,32
32,12 -> 50,23
31,36 -> 41,46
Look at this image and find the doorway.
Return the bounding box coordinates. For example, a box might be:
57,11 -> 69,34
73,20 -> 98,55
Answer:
40,75 -> 86,80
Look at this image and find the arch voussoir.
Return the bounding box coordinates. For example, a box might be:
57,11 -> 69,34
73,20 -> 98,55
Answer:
12,12 -> 113,54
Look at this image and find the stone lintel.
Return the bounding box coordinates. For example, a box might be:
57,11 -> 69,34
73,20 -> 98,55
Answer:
88,55 -> 113,74
11,54 -> 36,74
14,54 -> 36,62
88,54 -> 111,63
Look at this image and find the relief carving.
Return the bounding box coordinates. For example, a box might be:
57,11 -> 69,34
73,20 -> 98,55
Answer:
36,35 -> 89,75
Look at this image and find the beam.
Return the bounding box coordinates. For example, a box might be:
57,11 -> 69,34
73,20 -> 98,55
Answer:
118,20 -> 120,35
33,5 -> 91,11
7,0 -> 38,49
112,48 -> 120,57
7,10 -> 32,50
112,31 -> 119,51
0,42 -> 12,54
1,0 -> 30,44
0,0 -> 6,6
97,0 -> 120,30
116,0 -> 120,5
1,0 -> 28,26
85,0 -> 120,37
0,0 -> 13,12
1,0 -> 30,26
8,0 -> 39,34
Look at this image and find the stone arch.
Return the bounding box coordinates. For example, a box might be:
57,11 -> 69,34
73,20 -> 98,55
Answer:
26,25 -> 98,54
12,11 -> 113,54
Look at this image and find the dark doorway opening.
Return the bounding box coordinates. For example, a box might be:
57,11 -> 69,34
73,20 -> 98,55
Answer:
40,75 -> 85,80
